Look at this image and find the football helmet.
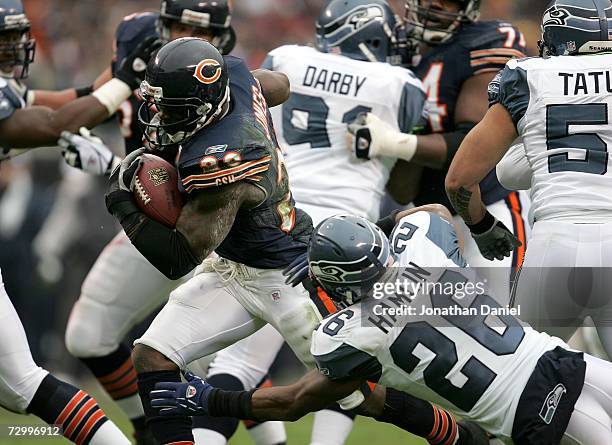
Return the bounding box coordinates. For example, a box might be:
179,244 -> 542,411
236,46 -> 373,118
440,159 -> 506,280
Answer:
308,215 -> 393,306
138,38 -> 230,149
158,0 -> 236,54
0,0 -> 34,78
538,0 -> 612,57
316,0 -> 413,65
405,0 -> 481,44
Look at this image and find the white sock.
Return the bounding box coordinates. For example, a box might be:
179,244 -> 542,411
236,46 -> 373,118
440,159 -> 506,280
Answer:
310,409 -> 354,445
89,420 -> 131,445
248,421 -> 287,445
193,428 -> 228,445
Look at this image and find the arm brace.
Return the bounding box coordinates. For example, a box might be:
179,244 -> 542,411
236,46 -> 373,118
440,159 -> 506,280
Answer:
442,122 -> 476,164
207,388 -> 256,420
107,193 -> 200,280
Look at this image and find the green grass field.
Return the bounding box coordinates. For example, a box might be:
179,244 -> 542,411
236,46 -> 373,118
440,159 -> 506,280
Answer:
0,385 -> 425,445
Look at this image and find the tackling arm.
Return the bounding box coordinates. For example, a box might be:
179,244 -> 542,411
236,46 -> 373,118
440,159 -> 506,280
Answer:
445,104 -> 517,224
31,68 -> 112,109
252,69 -> 290,107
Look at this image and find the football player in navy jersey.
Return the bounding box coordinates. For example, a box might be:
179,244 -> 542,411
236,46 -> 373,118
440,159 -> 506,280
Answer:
56,3 -> 290,444
348,0 -> 530,302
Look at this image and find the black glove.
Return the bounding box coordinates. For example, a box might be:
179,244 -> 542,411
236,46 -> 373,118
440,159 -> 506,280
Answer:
105,148 -> 145,220
468,211 -> 522,261
114,36 -> 163,90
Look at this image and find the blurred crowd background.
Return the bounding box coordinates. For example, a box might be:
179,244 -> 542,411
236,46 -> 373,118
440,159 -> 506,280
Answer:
3,0 -> 547,378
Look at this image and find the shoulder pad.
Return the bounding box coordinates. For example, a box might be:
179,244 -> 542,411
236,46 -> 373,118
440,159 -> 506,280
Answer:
488,63 -> 530,128
116,12 -> 159,43
179,144 -> 272,193
461,21 -> 526,76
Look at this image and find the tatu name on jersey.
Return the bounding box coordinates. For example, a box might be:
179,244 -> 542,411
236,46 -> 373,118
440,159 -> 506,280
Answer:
559,71 -> 612,96
303,65 -> 367,97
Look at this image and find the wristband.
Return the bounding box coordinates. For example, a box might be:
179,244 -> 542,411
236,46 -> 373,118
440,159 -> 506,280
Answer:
375,132 -> 418,162
75,84 -> 94,98
466,211 -> 496,235
92,78 -> 132,116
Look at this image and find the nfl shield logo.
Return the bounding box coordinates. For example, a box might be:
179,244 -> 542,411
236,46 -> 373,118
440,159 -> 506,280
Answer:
186,385 -> 198,399
271,291 -> 281,302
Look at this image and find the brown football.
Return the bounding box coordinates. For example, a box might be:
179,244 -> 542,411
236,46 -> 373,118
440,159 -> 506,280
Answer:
133,154 -> 184,228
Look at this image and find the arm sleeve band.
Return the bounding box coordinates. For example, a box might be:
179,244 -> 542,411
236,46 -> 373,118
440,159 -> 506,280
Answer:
207,388 -> 256,420
442,122 -> 476,163
107,193 -> 200,280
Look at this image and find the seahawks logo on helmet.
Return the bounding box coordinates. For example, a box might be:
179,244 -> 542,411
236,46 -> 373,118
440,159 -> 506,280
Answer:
310,262 -> 349,282
346,5 -> 385,31
542,6 -> 570,27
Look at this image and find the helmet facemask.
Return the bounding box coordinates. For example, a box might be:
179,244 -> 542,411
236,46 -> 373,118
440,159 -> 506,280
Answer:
0,25 -> 35,78
138,80 -> 230,149
405,0 -> 480,44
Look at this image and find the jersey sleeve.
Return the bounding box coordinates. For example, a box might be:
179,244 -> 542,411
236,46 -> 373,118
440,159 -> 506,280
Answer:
397,76 -> 427,133
488,61 -> 530,127
311,318 -> 382,382
467,23 -> 526,76
179,145 -> 272,193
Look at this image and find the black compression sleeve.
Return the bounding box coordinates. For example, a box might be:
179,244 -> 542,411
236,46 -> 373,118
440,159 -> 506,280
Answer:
375,210 -> 400,237
466,210 -> 496,235
442,122 -> 476,162
207,388 -> 256,420
106,191 -> 200,280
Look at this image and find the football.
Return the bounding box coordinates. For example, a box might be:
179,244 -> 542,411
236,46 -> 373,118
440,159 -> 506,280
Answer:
133,154 -> 184,227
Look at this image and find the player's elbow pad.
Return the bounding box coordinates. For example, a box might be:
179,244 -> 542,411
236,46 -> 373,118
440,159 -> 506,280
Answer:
121,213 -> 200,280
442,122 -> 476,163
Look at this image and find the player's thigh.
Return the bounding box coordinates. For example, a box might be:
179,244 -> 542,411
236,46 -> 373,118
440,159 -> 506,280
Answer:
65,232 -> 189,356
135,269 -> 265,369
236,269 -> 322,368
512,222 -> 588,337
0,273 -> 48,413
206,324 -> 285,390
563,355 -> 612,444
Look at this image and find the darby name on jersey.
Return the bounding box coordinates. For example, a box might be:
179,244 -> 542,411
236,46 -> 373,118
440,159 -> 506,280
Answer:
559,71 -> 612,95
303,65 -> 367,97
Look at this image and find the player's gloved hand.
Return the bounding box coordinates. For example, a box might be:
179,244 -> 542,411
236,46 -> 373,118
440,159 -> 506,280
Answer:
151,371 -> 214,416
347,112 -> 417,162
282,252 -> 309,287
469,212 -> 522,261
59,127 -> 120,176
105,148 -> 145,218
114,36 -> 162,90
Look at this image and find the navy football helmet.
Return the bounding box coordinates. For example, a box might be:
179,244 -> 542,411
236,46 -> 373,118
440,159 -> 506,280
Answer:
138,38 -> 230,149
539,0 -> 612,57
0,0 -> 34,78
316,0 -> 413,65
308,215 -> 393,306
158,0 -> 236,54
405,0 -> 481,44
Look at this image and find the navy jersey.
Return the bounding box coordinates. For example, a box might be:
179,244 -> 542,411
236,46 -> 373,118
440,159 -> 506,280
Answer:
413,20 -> 526,209
178,57 -> 312,269
112,12 -> 159,155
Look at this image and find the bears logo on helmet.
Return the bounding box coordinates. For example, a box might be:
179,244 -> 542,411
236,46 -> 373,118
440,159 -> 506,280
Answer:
193,58 -> 222,84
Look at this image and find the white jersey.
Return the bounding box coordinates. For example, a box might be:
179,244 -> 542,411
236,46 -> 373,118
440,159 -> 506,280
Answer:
311,211 -> 566,441
490,54 -> 612,223
263,45 -> 425,224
